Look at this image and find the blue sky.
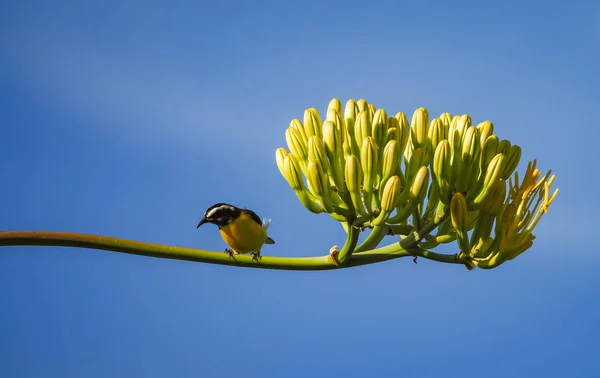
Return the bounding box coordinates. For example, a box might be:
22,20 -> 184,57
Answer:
1,0 -> 599,377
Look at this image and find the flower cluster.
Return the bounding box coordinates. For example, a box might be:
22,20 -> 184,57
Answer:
276,98 -> 557,268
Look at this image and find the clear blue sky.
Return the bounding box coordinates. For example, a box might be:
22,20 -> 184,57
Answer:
1,0 -> 599,377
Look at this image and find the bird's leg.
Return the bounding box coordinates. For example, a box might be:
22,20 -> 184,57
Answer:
251,251 -> 262,262
224,248 -> 235,258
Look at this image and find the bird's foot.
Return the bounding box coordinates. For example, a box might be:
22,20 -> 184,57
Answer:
224,248 -> 235,258
251,252 -> 262,262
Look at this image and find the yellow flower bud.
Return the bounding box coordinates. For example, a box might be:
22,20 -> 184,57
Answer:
360,136 -> 378,193
439,112 -> 452,128
354,110 -> 371,150
307,161 -> 334,213
480,135 -> 499,175
451,192 -> 470,253
480,178 -> 506,215
372,109 -> 387,150
477,120 -> 494,146
372,176 -> 401,226
275,147 -> 289,176
357,99 -> 369,113
428,118 -> 447,154
282,153 -> 304,191
307,136 -> 330,174
303,108 -> 322,139
345,155 -> 366,216
410,107 -> 429,149
381,140 -> 401,185
327,98 -> 342,119
285,126 -> 308,172
473,153 -> 505,207
323,120 -> 345,190
395,112 -> 410,154
502,145 -> 521,180
451,192 -> 468,231
433,140 -> 451,205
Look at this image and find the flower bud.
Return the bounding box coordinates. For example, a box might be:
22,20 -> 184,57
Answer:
410,107 -> 429,150
307,136 -> 330,174
428,118 -> 447,154
410,165 -> 430,206
439,112 -> 452,128
406,146 -> 427,184
433,140 -> 451,204
449,114 -> 471,155
456,126 -> 480,193
480,178 -> 506,215
275,147 -> 289,176
357,99 -> 369,113
451,192 -> 470,253
502,145 -> 521,180
477,120 -> 494,146
344,99 -> 358,148
360,136 -> 378,193
381,140 -> 401,185
303,108 -> 322,139
290,118 -> 307,143
473,153 -> 505,207
396,112 -> 410,154
497,139 -> 511,155
345,155 -> 366,216
386,117 -> 399,143
451,192 -> 468,231
307,161 -> 334,213
323,120 -> 345,190
327,98 -> 342,120
344,99 -> 358,122
372,176 -> 400,225
368,103 -> 376,117
282,153 -> 304,191
480,135 -> 499,175
285,126 -> 308,171
372,109 -> 387,150
354,110 -> 371,150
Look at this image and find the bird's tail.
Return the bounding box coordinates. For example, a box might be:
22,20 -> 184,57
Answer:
262,218 -> 275,244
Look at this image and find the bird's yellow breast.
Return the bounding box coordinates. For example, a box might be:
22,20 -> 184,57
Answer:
218,212 -> 267,254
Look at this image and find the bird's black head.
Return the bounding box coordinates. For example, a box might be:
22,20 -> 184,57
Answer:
197,203 -> 241,228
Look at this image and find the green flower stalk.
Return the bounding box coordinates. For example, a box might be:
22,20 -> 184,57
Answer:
0,98 -> 557,272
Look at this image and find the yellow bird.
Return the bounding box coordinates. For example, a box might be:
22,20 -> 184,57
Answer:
197,203 -> 275,260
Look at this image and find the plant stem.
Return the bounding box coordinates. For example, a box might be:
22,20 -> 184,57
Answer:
354,225 -> 389,253
334,223 -> 360,263
352,242 -> 464,265
0,230 -> 412,271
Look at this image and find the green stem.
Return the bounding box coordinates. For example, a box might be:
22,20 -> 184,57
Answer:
401,205 -> 449,249
411,246 -> 464,264
353,242 -> 465,265
0,230 -> 393,271
334,223 -> 360,264
354,225 -> 389,253
388,224 -> 414,236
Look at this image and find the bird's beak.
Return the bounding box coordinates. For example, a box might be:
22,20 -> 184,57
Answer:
197,218 -> 210,228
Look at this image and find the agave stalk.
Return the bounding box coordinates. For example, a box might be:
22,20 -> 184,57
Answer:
0,99 -> 557,271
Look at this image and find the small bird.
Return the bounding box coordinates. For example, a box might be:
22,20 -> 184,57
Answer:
197,203 -> 275,260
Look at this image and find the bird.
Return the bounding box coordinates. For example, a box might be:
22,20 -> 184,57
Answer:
197,203 -> 275,260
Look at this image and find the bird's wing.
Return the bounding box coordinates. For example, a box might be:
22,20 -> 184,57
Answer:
243,209 -> 263,226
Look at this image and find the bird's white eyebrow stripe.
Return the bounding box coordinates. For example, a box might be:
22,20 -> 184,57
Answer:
206,205 -> 234,218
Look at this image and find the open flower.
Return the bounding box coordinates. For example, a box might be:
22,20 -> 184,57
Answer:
499,159 -> 558,260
